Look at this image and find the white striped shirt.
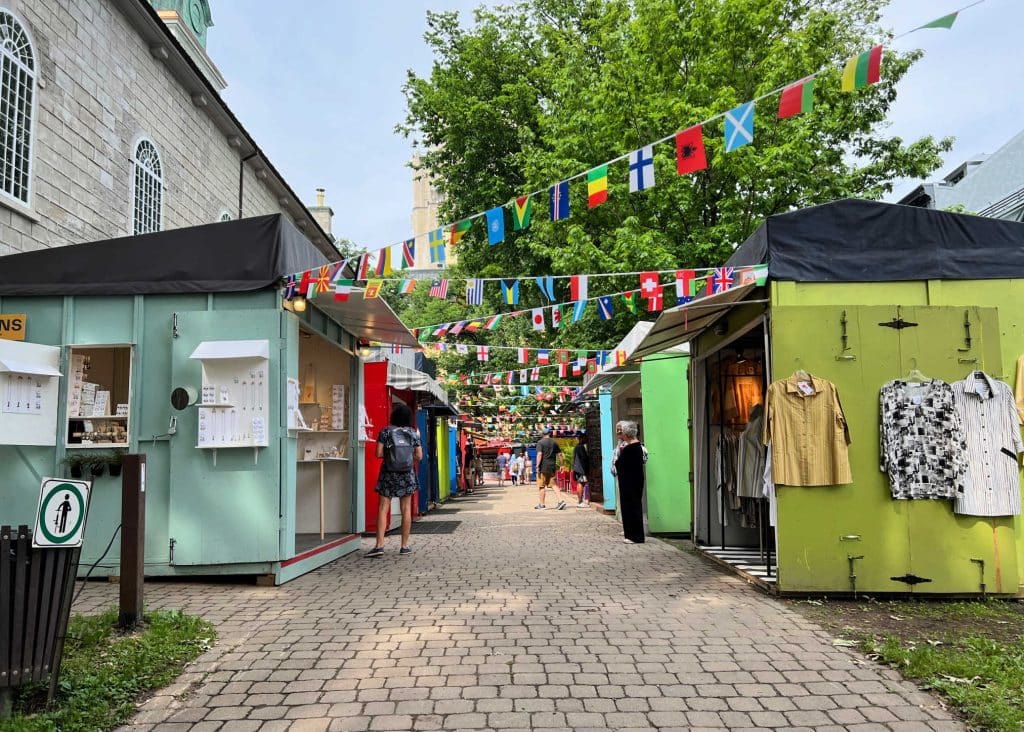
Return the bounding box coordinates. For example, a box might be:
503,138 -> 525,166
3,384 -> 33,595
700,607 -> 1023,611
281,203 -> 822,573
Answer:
952,372 -> 1023,517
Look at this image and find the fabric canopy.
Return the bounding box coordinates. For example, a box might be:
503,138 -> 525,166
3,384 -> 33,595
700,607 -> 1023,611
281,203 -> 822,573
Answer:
577,321 -> 689,400
315,291 -> 419,348
385,359 -> 449,405
631,284 -> 759,360
0,214 -> 328,296
728,198 -> 1024,282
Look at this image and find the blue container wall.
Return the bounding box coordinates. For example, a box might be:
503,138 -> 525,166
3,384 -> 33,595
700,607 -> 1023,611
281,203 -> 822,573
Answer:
0,291 -> 355,575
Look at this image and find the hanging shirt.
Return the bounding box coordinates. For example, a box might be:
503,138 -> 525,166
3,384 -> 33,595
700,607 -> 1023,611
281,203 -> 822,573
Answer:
879,379 -> 966,501
763,374 -> 852,486
737,408 -> 766,498
952,372 -> 1023,516
1014,355 -> 1024,422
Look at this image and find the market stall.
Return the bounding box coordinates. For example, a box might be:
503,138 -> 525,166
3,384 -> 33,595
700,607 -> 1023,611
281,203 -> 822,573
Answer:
633,199 -> 1024,596
0,215 -> 417,584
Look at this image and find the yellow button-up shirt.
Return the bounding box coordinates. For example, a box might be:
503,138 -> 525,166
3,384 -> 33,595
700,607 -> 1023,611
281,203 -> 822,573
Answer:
763,374 -> 852,486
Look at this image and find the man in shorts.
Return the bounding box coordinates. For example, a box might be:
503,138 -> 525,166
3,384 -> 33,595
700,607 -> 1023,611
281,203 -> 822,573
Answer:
535,428 -> 565,510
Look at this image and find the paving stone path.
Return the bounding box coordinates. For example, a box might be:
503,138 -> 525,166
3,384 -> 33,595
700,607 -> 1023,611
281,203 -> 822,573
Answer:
74,483 -> 962,731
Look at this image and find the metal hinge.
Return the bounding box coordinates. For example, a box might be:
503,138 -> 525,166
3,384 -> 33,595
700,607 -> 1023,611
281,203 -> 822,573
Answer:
890,573 -> 932,586
878,318 -> 919,330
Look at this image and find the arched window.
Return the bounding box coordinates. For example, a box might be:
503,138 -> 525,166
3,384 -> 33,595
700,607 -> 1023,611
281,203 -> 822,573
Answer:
0,9 -> 36,206
218,210 -> 232,222
132,138 -> 163,234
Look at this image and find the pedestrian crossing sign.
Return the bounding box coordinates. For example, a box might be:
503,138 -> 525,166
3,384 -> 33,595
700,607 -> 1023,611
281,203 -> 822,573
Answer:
32,478 -> 91,548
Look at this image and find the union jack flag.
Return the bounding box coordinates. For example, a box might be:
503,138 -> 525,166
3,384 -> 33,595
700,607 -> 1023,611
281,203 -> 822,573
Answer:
711,267 -> 735,294
429,279 -> 449,298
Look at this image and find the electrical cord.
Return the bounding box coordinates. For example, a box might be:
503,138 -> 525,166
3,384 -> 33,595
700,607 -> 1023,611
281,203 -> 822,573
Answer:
72,524 -> 121,605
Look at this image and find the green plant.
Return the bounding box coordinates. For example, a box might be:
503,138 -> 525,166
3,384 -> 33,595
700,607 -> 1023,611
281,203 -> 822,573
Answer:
60,452 -> 92,479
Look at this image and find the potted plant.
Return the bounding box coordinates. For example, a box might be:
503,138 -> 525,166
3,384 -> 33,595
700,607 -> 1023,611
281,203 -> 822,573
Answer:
61,452 -> 91,479
88,453 -> 106,479
107,450 -> 124,477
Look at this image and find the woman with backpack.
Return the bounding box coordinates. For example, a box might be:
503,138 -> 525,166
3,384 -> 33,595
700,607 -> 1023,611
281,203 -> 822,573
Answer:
366,403 -> 422,557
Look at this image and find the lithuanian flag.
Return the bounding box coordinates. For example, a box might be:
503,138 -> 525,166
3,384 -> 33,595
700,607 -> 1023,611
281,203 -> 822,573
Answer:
587,165 -> 608,208
841,45 -> 882,92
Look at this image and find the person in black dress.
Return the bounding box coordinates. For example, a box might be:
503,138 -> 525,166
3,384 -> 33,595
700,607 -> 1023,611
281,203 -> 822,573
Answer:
613,420 -> 646,543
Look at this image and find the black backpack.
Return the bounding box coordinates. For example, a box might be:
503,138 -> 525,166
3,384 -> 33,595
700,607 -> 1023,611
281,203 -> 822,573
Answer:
384,427 -> 416,472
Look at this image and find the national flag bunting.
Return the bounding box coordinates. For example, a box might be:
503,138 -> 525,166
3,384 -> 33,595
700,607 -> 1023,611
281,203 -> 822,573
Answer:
675,125 -> 708,175
450,219 -> 472,245
456,344 -> 468,355
531,367 -> 540,381
587,359 -> 598,375
622,290 -> 639,314
558,362 -> 569,378
841,45 -> 883,92
485,314 -> 503,330
571,300 -> 587,323
513,195 -> 532,230
778,76 -> 815,119
300,270 -> 315,297
710,267 -> 735,294
501,279 -> 520,305
517,347 -> 529,364
549,181 -> 569,221
551,304 -> 563,329
535,276 -> 556,301
283,275 -> 300,300
531,308 -> 546,332
450,321 -> 466,336
628,145 -> 656,192
428,228 -> 446,264
675,269 -> 696,305
333,278 -> 353,302
616,350 -> 628,367
557,350 -> 571,365
724,102 -> 754,152
485,207 -> 505,245
537,349 -> 550,365
434,323 -> 450,337
569,275 -> 588,301
466,278 -> 484,306
399,279 -> 416,295
477,345 -> 489,362
597,295 -> 614,321
364,280 -> 383,299
464,320 -> 481,333
314,266 -> 331,295
914,12 -> 957,30
429,279 -> 449,298
401,239 -> 415,268
587,165 -> 608,208
356,254 -> 370,281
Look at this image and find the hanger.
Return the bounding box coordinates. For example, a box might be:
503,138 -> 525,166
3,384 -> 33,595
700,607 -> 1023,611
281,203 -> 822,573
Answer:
905,369 -> 930,383
793,369 -> 811,381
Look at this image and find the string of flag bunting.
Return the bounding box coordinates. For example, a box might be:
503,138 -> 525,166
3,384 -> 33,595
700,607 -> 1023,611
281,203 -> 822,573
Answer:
278,5 -> 971,300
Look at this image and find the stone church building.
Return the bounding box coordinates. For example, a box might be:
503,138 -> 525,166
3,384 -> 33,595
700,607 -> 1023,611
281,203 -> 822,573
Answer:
0,0 -> 335,258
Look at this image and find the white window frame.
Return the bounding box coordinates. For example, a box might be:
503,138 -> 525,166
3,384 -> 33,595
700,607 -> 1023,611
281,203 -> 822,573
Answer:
130,136 -> 164,235
217,209 -> 232,222
0,8 -> 37,211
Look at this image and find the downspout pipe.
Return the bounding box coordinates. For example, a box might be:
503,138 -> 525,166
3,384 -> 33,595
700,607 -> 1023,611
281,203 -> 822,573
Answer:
239,152 -> 258,219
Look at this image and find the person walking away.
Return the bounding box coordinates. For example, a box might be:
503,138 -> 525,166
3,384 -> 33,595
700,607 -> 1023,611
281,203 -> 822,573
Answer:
474,454 -> 484,486
496,451 -> 509,486
463,442 -> 476,494
614,421 -> 646,543
535,429 -> 565,510
572,432 -> 591,507
509,452 -> 521,485
367,404 -> 423,557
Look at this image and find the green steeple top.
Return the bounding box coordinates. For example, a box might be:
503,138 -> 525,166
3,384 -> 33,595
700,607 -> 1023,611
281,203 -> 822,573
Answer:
149,0 -> 214,48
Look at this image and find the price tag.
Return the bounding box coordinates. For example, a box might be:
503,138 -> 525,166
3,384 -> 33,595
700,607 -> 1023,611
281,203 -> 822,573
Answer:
797,381 -> 814,396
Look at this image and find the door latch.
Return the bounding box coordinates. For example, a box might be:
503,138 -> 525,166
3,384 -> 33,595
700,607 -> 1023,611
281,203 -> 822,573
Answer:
890,573 -> 932,586
878,318 -> 919,330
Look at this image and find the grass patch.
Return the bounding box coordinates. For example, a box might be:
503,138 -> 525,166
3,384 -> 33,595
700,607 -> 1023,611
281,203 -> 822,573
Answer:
2,609 -> 216,732
787,598 -> 1024,731
864,634 -> 1024,732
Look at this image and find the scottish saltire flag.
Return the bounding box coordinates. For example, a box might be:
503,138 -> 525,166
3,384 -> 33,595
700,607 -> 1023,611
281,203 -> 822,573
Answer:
428,228 -> 447,264
466,279 -> 484,305
535,276 -> 556,301
571,300 -> 587,323
724,102 -> 754,152
628,145 -> 656,192
485,207 -> 505,245
501,279 -> 520,305
549,181 -> 569,221
597,296 -> 614,321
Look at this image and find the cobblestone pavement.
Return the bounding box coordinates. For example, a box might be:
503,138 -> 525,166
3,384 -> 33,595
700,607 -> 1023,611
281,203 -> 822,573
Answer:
75,482 -> 962,731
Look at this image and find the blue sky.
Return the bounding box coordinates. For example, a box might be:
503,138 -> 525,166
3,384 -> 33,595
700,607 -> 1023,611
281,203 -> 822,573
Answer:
210,0 -> 1024,248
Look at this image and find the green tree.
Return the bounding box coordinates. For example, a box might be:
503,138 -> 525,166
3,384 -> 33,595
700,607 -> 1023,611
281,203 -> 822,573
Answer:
397,0 -> 951,400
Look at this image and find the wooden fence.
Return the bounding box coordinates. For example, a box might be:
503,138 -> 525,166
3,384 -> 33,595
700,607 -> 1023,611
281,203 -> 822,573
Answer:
0,525 -> 80,702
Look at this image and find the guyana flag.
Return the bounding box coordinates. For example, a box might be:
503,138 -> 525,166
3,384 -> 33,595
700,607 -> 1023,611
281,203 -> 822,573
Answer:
512,195 -> 532,230
841,45 -> 882,92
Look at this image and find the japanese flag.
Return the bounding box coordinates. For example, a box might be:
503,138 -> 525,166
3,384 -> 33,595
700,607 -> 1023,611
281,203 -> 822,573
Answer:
531,308 -> 545,331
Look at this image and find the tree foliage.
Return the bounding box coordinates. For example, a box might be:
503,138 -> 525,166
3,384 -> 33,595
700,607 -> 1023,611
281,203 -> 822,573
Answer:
395,0 -> 951,391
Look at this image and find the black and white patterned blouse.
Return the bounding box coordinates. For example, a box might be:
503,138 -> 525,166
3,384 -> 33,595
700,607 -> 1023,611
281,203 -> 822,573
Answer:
879,380 -> 967,500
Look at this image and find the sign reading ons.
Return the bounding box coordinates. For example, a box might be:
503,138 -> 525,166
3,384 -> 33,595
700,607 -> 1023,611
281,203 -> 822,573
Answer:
33,478 -> 92,549
0,313 -> 26,341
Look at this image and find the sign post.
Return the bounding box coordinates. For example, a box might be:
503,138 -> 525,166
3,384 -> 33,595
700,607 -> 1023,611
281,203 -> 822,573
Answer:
32,478 -> 91,549
119,454 -> 146,630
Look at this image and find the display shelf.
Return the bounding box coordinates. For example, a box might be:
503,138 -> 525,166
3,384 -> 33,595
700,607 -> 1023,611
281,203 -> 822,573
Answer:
198,403 -> 235,409
65,443 -> 130,449
68,415 -> 128,420
299,429 -> 348,434
298,457 -> 350,463
190,339 -> 270,449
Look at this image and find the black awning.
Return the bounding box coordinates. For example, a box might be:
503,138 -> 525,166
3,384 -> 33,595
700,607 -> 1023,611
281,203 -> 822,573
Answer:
727,198 -> 1024,282
0,214 -> 328,296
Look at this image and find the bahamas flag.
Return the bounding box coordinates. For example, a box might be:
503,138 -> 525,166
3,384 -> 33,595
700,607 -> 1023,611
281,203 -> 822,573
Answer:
501,279 -> 520,305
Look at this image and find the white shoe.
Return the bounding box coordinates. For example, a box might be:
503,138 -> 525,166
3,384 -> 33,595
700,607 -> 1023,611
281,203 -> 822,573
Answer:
576,502 -> 586,508
623,538 -> 636,544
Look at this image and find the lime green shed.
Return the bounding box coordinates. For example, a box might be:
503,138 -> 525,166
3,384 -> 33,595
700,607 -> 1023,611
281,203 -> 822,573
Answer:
635,199 -> 1024,596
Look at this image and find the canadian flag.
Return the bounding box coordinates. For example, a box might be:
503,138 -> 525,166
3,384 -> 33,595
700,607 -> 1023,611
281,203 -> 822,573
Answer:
477,345 -> 489,361
518,347 -> 529,364
531,308 -> 545,331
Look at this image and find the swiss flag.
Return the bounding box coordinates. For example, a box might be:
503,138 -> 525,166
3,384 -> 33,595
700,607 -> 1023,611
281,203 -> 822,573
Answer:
639,272 -> 662,309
